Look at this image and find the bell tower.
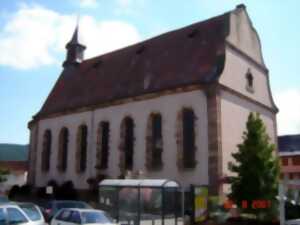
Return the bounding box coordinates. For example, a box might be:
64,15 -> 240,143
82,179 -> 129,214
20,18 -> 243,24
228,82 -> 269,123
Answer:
63,25 -> 86,67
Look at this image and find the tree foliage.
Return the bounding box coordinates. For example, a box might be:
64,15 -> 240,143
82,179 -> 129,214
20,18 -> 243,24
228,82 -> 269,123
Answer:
228,112 -> 280,220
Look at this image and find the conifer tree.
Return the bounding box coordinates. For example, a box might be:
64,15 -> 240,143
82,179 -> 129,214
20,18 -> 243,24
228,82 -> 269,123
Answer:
228,112 -> 280,220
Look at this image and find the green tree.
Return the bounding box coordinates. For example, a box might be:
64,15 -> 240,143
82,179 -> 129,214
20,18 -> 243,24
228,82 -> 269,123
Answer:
0,168 -> 9,183
228,112 -> 280,220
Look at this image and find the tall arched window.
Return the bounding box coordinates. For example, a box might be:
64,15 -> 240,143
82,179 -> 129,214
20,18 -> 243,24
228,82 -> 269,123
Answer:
76,125 -> 88,173
57,127 -> 69,172
41,130 -> 52,172
177,108 -> 197,169
96,121 -> 110,170
119,117 -> 134,172
146,113 -> 163,170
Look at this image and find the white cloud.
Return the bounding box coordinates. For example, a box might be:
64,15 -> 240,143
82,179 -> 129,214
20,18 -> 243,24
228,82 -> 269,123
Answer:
274,89 -> 300,135
0,4 -> 141,70
79,0 -> 99,8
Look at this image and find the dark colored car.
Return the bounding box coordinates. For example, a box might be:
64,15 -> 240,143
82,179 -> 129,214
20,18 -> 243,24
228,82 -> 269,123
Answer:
40,200 -> 92,222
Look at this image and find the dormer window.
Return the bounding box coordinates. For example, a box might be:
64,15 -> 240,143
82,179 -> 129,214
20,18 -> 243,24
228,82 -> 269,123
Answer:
246,69 -> 254,93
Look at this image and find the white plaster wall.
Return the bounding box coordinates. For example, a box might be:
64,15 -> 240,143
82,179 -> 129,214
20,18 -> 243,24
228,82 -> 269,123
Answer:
220,46 -> 273,108
35,90 -> 209,189
0,172 -> 27,193
227,7 -> 265,66
36,111 -> 94,189
220,90 -> 276,179
220,7 -> 276,109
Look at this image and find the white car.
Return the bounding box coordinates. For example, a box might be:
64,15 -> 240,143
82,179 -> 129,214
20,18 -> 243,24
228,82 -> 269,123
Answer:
286,219 -> 300,225
51,208 -> 115,225
0,203 -> 45,225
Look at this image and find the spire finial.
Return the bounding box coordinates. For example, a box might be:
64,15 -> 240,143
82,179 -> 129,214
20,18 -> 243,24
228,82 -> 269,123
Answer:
76,13 -> 80,29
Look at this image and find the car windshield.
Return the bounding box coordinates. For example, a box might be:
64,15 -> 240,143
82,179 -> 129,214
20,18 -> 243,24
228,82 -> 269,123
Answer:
81,211 -> 113,224
56,202 -> 89,210
19,204 -> 42,221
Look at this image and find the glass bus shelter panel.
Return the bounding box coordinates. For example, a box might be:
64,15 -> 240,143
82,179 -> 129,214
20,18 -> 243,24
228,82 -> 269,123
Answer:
119,187 -> 139,225
98,187 -> 118,220
162,188 -> 180,225
140,188 -> 162,225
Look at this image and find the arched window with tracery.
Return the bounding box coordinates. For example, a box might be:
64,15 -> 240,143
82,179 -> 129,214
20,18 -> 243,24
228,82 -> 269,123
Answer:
146,113 -> 163,170
41,129 -> 52,172
177,108 -> 197,169
119,117 -> 135,173
57,127 -> 69,172
96,121 -> 110,170
76,124 -> 88,173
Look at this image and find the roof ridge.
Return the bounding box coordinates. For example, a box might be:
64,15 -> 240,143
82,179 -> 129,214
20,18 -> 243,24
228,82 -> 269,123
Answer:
83,12 -> 230,63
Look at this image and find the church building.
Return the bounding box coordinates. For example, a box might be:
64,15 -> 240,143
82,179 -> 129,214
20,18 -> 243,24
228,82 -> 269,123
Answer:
27,5 -> 278,195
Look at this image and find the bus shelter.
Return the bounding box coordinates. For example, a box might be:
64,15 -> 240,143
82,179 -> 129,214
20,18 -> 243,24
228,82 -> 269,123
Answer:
99,179 -> 183,225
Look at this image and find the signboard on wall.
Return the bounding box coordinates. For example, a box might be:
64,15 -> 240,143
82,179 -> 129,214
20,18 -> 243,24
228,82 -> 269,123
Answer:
194,186 -> 208,222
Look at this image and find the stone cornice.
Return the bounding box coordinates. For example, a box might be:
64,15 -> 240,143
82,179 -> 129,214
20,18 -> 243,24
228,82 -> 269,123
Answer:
219,84 -> 278,114
225,41 -> 268,74
31,84 -> 205,123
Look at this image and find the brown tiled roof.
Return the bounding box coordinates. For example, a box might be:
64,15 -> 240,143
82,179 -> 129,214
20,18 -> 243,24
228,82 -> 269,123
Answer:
0,161 -> 28,171
36,12 -> 230,118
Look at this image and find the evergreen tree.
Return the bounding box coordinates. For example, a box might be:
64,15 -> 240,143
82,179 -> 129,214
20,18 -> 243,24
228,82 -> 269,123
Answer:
228,112 -> 280,220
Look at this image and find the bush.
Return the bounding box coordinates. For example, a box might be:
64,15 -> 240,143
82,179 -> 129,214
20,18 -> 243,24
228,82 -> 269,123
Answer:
36,187 -> 48,199
8,185 -> 20,199
19,184 -> 32,196
57,181 -> 78,200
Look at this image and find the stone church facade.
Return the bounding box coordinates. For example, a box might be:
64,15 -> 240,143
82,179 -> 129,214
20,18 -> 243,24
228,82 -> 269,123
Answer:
27,5 -> 278,195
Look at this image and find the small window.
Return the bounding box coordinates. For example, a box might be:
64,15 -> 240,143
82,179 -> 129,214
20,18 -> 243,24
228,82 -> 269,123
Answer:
7,208 -> 28,225
69,211 -> 81,224
246,69 -> 254,92
281,157 -> 288,166
0,209 -> 6,225
136,45 -> 146,54
81,211 -> 113,224
56,210 -> 71,221
292,156 -> 300,165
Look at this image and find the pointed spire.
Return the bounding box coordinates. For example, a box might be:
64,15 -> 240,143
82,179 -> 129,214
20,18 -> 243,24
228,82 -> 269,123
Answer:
69,25 -> 79,45
69,14 -> 80,45
63,20 -> 86,68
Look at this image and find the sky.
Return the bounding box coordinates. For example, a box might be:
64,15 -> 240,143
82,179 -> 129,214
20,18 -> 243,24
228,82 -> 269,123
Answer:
0,0 -> 299,144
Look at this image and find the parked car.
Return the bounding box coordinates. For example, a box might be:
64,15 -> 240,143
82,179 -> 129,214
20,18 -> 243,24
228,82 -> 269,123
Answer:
0,203 -> 45,225
51,208 -> 115,225
41,200 -> 92,222
16,202 -> 45,224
